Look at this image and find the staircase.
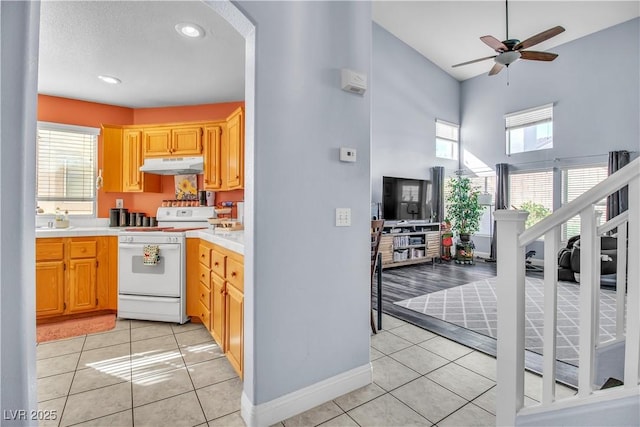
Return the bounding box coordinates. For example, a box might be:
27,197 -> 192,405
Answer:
495,157 -> 639,426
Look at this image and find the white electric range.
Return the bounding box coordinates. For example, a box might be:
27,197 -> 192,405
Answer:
118,206 -> 214,324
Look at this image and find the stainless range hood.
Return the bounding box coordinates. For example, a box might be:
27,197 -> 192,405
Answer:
139,156 -> 204,175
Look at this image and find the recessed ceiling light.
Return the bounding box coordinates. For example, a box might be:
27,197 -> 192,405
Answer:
98,75 -> 121,85
175,23 -> 205,39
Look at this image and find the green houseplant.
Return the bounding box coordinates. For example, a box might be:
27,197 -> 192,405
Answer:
445,176 -> 485,241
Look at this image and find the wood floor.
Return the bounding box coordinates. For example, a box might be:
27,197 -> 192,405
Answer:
373,258 -> 579,388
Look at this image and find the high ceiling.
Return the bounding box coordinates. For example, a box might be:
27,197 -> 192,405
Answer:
37,1 -> 640,108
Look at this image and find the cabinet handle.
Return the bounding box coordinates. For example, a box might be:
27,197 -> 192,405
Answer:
220,288 -> 225,294
214,262 -> 219,267
231,272 -> 236,277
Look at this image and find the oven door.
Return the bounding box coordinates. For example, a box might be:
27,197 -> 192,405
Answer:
118,242 -> 182,297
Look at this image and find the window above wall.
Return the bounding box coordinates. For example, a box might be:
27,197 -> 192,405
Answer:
36,122 -> 99,216
505,104 -> 553,155
435,119 -> 459,160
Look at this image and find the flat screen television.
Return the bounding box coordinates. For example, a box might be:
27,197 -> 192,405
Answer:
382,176 -> 432,221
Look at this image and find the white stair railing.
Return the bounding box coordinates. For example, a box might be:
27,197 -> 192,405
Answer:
495,157 -> 640,426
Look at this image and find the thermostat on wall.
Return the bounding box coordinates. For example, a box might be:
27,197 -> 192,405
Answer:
341,69 -> 367,95
340,147 -> 357,162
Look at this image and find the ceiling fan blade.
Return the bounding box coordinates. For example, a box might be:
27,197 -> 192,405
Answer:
488,63 -> 504,76
452,55 -> 497,68
480,35 -> 508,52
514,26 -> 565,51
520,51 -> 559,61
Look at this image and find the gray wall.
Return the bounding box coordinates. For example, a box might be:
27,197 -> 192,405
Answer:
238,1 -> 372,405
1,1 -> 40,422
371,23 -> 460,207
460,18 -> 640,174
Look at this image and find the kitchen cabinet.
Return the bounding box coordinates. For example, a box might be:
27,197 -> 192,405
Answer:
101,125 -> 162,193
203,124 -> 223,190
225,107 -> 244,190
186,238 -> 244,378
35,237 -> 110,319
142,125 -> 203,158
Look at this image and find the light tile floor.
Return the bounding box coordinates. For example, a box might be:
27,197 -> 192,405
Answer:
37,314 -> 576,427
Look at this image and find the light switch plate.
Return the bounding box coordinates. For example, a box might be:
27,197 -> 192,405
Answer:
116,199 -> 124,208
335,208 -> 351,227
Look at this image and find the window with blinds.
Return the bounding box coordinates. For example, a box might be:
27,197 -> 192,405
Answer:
469,175 -> 495,235
505,104 -> 553,155
36,122 -> 99,216
509,170 -> 553,229
435,119 -> 459,160
562,165 -> 608,240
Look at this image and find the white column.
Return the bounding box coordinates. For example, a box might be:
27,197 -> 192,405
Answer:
578,205 -> 597,396
495,210 -> 528,426
542,227 -> 559,405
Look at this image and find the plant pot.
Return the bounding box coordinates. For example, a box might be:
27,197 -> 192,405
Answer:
459,233 -> 471,242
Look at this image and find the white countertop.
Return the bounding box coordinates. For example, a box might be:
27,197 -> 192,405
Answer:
36,226 -> 244,256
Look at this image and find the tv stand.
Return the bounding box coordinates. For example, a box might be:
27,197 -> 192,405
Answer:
379,220 -> 440,269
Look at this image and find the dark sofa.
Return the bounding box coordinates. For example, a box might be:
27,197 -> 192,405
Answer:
558,235 -> 618,287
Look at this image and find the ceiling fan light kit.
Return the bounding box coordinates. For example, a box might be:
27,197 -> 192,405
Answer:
452,0 -> 565,76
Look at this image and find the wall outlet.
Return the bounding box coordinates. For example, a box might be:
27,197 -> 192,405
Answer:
116,199 -> 124,208
335,208 -> 351,227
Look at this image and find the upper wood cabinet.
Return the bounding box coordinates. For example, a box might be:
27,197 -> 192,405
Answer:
143,125 -> 203,158
101,125 -> 162,193
225,107 -> 244,190
203,124 -> 223,190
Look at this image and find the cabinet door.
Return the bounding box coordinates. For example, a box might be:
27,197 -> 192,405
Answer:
123,129 -> 144,191
203,125 -> 223,190
101,125 -> 123,192
143,128 -> 172,157
68,258 -> 98,313
225,284 -> 243,377
172,126 -> 203,156
35,261 -> 65,317
225,108 -> 244,189
211,274 -> 225,347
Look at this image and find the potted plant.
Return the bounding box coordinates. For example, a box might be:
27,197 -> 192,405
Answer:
445,176 -> 485,242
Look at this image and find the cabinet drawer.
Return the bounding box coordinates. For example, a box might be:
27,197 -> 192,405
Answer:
211,251 -> 226,278
199,282 -> 211,310
198,301 -> 210,330
198,244 -> 211,268
227,257 -> 243,292
198,264 -> 211,288
36,241 -> 64,261
70,241 -> 97,259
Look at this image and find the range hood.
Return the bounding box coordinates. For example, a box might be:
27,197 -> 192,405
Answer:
139,156 -> 204,175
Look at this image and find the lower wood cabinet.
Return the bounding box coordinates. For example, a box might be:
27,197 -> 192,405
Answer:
36,237 -> 112,319
187,238 -> 244,378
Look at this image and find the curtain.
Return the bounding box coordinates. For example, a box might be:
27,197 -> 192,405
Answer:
606,150 -> 630,220
490,163 -> 509,260
431,166 -> 445,223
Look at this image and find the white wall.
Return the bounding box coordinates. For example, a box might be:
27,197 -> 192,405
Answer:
0,1 -> 39,423
371,23 -> 460,206
237,0 -> 372,414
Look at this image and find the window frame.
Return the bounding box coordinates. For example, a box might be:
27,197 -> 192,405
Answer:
36,121 -> 99,217
561,164 -> 608,241
435,119 -> 459,160
505,104 -> 554,155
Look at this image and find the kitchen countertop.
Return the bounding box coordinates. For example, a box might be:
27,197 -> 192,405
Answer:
35,226 -> 244,256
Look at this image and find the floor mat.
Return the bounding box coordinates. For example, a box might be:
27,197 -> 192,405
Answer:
37,314 -> 116,343
394,277 -> 624,366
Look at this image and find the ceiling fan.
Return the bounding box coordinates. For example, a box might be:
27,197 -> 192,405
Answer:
452,0 -> 565,76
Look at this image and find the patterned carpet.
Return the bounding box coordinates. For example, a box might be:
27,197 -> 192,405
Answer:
394,277 -> 623,366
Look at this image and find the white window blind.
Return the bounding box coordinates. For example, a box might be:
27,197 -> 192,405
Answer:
562,165 -> 608,240
505,104 -> 553,155
37,122 -> 99,215
436,119 -> 459,160
509,170 -> 553,228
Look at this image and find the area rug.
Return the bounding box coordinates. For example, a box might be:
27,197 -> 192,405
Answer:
394,277 -> 624,366
36,314 -> 116,343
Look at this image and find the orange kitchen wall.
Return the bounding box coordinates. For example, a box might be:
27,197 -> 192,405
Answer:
37,95 -> 245,218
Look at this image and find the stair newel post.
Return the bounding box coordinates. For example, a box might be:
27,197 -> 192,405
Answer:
495,209 -> 528,426
624,176 -> 640,387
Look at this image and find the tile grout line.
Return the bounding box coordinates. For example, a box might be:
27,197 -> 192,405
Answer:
55,333 -> 88,427
174,323 -> 209,424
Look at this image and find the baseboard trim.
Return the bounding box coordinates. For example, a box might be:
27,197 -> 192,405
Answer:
240,363 -> 372,427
